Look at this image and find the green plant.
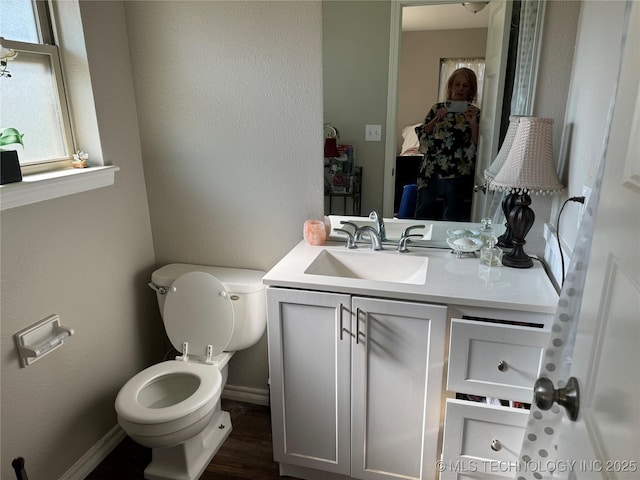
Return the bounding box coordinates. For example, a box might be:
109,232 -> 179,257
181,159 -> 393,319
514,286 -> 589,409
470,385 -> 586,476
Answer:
0,127 -> 24,150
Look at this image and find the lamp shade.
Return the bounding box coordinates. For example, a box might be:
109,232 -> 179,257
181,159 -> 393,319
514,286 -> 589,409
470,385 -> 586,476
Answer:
484,115 -> 522,183
489,117 -> 564,195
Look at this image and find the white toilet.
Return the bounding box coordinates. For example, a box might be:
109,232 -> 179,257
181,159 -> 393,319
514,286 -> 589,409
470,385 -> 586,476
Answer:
115,263 -> 266,480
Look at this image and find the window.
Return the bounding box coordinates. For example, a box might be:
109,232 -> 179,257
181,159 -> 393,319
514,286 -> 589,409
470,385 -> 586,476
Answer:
1,0 -> 74,171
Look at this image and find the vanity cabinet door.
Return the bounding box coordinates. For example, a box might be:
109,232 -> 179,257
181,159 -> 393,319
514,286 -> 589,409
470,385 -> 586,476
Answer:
267,287 -> 352,475
351,296 -> 447,480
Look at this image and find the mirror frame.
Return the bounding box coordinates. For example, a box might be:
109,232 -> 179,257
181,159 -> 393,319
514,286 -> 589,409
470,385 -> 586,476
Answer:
382,0 -> 546,219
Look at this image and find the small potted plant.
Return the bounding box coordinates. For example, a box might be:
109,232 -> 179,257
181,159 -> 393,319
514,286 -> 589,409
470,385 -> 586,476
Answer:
0,127 -> 24,184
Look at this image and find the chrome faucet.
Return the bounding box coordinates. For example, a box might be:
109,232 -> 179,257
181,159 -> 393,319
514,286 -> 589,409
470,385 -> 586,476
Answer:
355,226 -> 383,251
334,221 -> 359,248
397,225 -> 425,253
368,211 -> 386,242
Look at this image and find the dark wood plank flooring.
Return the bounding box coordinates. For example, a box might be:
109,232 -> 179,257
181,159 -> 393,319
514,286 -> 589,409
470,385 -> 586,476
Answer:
86,400 -> 298,480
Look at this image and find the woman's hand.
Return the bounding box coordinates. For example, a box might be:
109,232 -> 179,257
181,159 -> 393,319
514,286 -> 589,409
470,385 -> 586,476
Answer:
464,105 -> 479,127
435,107 -> 448,120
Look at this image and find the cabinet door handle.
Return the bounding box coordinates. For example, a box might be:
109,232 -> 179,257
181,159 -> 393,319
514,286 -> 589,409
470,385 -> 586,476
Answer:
355,308 -> 366,344
338,303 -> 353,341
490,438 -> 502,451
497,360 -> 508,372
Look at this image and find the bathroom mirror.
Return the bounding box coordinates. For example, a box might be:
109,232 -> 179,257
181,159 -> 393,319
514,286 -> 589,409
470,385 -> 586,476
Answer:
323,0 -> 544,247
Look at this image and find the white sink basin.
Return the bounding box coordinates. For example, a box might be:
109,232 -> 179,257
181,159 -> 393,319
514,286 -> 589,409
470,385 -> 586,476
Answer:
304,249 -> 428,285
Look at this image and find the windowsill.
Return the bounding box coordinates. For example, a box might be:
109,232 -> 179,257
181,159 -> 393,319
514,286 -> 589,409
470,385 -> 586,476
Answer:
0,165 -> 119,211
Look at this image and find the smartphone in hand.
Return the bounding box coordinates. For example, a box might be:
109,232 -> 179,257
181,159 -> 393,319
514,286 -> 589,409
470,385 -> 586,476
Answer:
446,101 -> 469,113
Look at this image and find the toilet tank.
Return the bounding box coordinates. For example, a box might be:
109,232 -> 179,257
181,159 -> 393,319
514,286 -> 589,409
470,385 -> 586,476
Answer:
151,263 -> 266,351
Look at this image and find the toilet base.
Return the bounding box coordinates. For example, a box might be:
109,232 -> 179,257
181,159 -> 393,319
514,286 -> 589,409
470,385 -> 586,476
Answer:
143,409 -> 232,480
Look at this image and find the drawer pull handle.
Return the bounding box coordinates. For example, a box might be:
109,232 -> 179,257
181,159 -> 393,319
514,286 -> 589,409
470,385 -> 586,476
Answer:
490,438 -> 502,451
497,360 -> 508,372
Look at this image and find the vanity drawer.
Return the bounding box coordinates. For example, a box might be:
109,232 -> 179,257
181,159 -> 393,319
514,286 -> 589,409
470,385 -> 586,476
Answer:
447,318 -> 549,402
440,399 -> 528,480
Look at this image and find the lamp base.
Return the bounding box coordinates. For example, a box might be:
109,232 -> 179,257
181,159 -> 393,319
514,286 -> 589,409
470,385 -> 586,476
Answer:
497,192 -> 517,248
501,248 -> 534,268
501,192 -> 535,269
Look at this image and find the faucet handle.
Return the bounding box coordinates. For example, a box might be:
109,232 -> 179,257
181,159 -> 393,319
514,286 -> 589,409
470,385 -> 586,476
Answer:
397,234 -> 423,253
339,220 -> 359,233
334,228 -> 358,249
401,224 -> 425,238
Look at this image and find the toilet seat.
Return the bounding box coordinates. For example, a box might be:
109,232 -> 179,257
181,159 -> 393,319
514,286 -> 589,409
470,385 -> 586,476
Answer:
115,360 -> 222,427
163,271 -> 235,360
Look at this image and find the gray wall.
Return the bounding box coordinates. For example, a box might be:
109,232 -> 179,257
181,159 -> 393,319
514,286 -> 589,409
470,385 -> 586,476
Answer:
323,0 -> 391,215
0,1 -> 322,479
123,1 -> 323,391
0,2 -> 161,479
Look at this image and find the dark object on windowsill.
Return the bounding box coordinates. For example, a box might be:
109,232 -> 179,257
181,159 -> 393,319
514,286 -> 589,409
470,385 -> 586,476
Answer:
1,150 -> 23,184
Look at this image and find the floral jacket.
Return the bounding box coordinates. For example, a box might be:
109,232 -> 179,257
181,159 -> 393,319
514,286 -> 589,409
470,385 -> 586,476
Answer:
415,102 -> 480,186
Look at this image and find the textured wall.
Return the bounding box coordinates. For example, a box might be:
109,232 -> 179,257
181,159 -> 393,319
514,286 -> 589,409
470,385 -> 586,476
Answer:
124,1 -> 323,391
0,3 -> 161,479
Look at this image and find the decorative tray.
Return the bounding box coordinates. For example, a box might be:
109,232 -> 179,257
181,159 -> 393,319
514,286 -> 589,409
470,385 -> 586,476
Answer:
446,236 -> 484,258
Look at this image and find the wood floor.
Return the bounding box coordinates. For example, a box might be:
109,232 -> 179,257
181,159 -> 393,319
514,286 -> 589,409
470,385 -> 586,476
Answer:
86,400 -> 298,480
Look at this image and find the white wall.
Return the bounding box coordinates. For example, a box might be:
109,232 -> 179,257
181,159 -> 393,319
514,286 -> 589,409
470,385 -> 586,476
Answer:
554,0 -> 629,256
123,1 -> 323,391
0,3 -> 162,479
525,0 -> 581,257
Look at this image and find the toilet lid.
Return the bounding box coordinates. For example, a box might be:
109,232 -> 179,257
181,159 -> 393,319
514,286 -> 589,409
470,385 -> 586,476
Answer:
163,271 -> 234,358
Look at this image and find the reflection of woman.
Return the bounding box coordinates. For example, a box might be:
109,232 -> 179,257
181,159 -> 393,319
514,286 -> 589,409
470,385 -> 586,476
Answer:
414,67 -> 480,221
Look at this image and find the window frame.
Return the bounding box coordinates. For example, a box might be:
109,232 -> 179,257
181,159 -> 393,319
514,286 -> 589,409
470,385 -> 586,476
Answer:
1,1 -> 75,173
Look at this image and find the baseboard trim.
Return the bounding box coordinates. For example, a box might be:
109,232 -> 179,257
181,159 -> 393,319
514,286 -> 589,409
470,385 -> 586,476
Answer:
222,384 -> 270,406
59,424 -> 126,480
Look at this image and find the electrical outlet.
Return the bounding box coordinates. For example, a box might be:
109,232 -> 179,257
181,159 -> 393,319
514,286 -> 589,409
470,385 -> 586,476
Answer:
578,185 -> 592,227
365,124 -> 382,141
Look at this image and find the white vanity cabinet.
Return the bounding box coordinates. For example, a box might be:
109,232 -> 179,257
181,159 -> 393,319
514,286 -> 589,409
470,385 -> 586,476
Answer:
266,286 -> 448,480
262,240 -> 559,480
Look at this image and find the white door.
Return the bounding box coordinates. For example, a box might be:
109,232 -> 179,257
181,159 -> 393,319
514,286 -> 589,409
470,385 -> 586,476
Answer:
471,0 -> 512,221
350,296 -> 447,480
550,3 -> 639,477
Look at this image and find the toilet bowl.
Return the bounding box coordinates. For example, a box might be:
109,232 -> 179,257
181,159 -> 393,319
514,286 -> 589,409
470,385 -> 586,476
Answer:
115,264 -> 266,480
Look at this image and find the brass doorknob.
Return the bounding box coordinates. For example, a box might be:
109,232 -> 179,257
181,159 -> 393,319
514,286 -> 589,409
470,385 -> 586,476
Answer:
534,376 -> 580,421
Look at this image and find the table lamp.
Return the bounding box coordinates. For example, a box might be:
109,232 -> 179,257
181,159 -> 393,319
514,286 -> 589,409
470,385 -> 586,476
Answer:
489,117 -> 564,268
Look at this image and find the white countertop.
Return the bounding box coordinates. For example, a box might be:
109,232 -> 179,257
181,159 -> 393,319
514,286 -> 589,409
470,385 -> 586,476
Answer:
263,240 -> 559,314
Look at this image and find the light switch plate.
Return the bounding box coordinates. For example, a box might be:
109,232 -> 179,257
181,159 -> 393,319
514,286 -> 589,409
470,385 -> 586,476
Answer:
365,124 -> 382,141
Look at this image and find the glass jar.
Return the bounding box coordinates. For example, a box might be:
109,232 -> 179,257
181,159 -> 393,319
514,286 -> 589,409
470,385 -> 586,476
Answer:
479,217 -> 494,246
480,236 -> 503,266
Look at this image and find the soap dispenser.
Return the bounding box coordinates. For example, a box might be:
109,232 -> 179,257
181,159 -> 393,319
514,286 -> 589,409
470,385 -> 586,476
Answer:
479,217 -> 494,245
480,236 -> 503,266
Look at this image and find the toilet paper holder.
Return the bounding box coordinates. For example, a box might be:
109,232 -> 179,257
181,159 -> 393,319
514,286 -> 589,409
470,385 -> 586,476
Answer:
14,314 -> 75,367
